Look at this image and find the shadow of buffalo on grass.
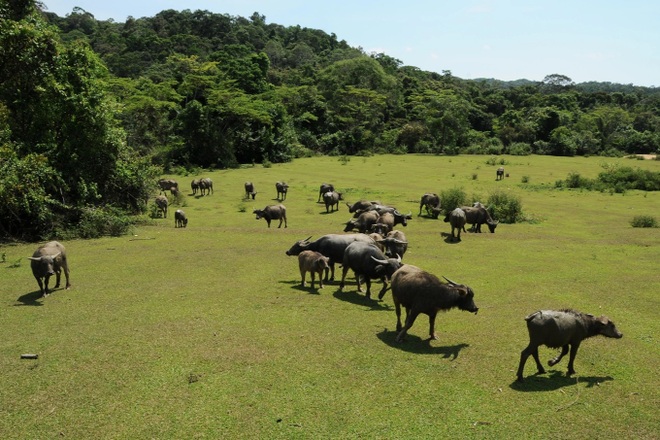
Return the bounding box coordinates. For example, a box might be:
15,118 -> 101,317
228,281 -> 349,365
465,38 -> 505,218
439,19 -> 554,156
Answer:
332,288 -> 392,311
15,290 -> 46,306
509,371 -> 614,392
377,329 -> 469,358
440,232 -> 463,244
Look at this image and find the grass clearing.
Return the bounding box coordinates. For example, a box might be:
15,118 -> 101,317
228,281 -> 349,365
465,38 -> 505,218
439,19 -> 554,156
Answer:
1,154 -> 658,439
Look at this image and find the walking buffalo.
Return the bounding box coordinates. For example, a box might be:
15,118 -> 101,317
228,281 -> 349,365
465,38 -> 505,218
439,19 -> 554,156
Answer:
28,241 -> 71,296
191,179 -> 200,195
496,167 -> 505,181
254,204 -> 287,228
285,234 -> 375,281
174,209 -> 188,228
275,181 -> 288,200
444,208 -> 467,241
378,230 -> 408,259
298,250 -> 330,289
461,205 -> 498,233
516,309 -> 623,382
419,193 -> 441,218
322,191 -> 343,213
339,241 -> 403,299
346,200 -> 380,214
158,178 -> 178,193
244,182 -> 257,199
318,183 -> 334,202
390,265 -> 478,342
199,178 -> 213,196
155,195 -> 168,218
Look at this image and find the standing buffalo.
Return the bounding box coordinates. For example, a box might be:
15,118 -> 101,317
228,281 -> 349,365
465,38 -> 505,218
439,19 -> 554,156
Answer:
516,309 -> 623,382
244,182 -> 257,199
28,241 -> 71,296
174,209 -> 188,228
199,178 -> 214,196
297,251 -> 330,289
254,204 -> 287,228
344,210 -> 380,233
285,234 -> 375,281
155,195 -> 168,218
276,181 -> 289,200
419,193 -> 441,218
378,230 -> 408,259
339,241 -> 403,299
158,178 -> 178,193
322,191 -> 343,213
318,183 -> 334,202
496,167 -> 505,181
390,265 -> 479,342
191,179 -> 200,195
461,205 -> 498,233
444,208 -> 466,241
346,200 -> 380,214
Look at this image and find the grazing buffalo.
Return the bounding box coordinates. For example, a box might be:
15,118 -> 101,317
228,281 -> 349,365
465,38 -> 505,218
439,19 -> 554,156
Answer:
158,178 -> 178,193
461,206 -> 498,233
378,230 -> 408,259
155,195 -> 168,218
298,250 -> 330,289
285,233 -> 375,281
516,309 -> 623,382
275,181 -> 289,200
174,209 -> 188,228
346,200 -> 380,214
444,208 -> 466,241
318,183 -> 334,202
419,193 -> 441,218
244,182 -> 257,199
344,210 -> 380,233
390,265 -> 479,342
254,204 -> 287,228
322,191 -> 343,213
339,241 -> 403,299
191,179 -> 200,195
28,241 -> 71,296
496,167 -> 505,181
199,178 -> 214,196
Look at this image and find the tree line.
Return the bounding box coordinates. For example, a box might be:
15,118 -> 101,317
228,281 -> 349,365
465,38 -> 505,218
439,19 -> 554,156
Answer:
1,2 -> 658,241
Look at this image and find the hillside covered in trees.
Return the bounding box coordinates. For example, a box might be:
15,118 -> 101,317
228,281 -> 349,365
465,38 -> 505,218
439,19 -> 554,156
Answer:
1,2 -> 659,240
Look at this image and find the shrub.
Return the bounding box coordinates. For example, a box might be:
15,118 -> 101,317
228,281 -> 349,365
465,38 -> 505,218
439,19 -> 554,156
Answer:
508,142 -> 532,156
521,175 -> 530,183
439,187 -> 467,215
630,215 -> 658,228
487,190 -> 524,224
75,206 -> 134,238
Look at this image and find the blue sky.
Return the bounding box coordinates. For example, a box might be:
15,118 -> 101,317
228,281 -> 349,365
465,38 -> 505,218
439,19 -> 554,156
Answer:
43,1 -> 659,87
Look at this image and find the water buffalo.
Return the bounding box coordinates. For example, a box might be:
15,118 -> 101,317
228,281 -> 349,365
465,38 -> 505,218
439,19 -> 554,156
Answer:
244,182 -> 257,199
318,183 -> 334,202
199,178 -> 213,196
275,181 -> 288,200
390,265 -> 479,342
461,206 -> 498,233
322,191 -> 343,213
516,309 -> 623,382
378,230 -> 408,259
254,204 -> 287,228
496,167 -> 505,181
155,195 -> 168,218
158,178 -> 178,192
28,241 -> 71,296
419,193 -> 441,218
344,210 -> 380,233
285,233 -> 375,281
297,250 -> 330,289
444,208 -> 466,241
339,241 -> 403,299
346,200 -> 380,214
191,179 -> 200,195
174,209 -> 188,228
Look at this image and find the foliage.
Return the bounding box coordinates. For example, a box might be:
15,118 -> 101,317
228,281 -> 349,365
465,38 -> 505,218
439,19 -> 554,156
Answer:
557,166 -> 660,192
486,190 -> 524,223
630,215 -> 658,228
438,187 -> 467,214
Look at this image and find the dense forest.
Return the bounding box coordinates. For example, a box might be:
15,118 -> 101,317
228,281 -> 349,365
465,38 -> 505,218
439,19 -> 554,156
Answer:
1,2 -> 659,240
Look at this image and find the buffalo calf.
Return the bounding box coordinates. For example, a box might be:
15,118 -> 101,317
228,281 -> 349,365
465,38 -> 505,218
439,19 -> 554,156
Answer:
298,250 -> 330,289
516,309 -> 623,382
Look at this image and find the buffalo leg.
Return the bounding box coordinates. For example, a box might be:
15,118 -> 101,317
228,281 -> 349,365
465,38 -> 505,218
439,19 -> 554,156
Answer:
54,269 -> 62,289
548,345 -> 569,367
338,266 -> 350,290
566,343 -> 581,376
517,344 -> 545,382
362,277 -> 370,298
310,272 -> 316,289
396,310 -> 421,342
428,312 -> 439,340
300,270 -> 306,287
394,302 -> 403,332
377,279 -> 389,300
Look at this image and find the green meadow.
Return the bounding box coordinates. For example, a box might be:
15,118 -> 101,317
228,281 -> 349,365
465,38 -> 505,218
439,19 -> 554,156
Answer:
1,154 -> 658,439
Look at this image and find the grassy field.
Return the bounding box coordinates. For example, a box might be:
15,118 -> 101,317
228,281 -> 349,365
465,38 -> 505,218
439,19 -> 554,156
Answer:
1,154 -> 658,439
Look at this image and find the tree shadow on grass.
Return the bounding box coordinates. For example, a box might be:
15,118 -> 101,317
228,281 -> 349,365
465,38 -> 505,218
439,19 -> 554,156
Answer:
15,290 -> 45,306
510,371 -> 614,392
377,329 -> 469,358
332,288 -> 391,311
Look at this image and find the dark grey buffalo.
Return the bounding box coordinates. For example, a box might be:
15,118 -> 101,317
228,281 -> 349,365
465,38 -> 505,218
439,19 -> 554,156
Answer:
155,195 -> 168,218
496,167 -> 505,181
419,193 -> 441,218
516,309 -> 623,382
444,208 -> 466,241
297,250 -> 330,289
285,233 -> 375,281
461,206 -> 498,233
346,200 -> 380,214
158,178 -> 178,192
174,209 -> 188,228
191,179 -> 200,195
254,204 -> 287,228
339,241 -> 403,299
29,241 -> 71,296
322,191 -> 343,213
275,181 -> 288,200
244,182 -> 257,199
199,178 -> 213,196
318,183 -> 334,202
378,230 -> 408,259
390,265 -> 479,342
344,210 -> 380,233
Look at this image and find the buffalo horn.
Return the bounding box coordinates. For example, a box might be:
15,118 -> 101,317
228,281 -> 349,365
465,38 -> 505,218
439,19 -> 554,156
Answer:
393,239 -> 408,244
443,276 -> 458,286
371,256 -> 390,265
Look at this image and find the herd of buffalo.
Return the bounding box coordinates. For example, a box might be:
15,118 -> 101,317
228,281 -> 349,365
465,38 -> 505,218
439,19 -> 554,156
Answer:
25,174 -> 624,382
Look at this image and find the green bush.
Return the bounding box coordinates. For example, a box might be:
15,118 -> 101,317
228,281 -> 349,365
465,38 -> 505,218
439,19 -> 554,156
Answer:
439,187 -> 467,215
487,190 -> 524,223
630,215 -> 658,228
75,206 -> 134,238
